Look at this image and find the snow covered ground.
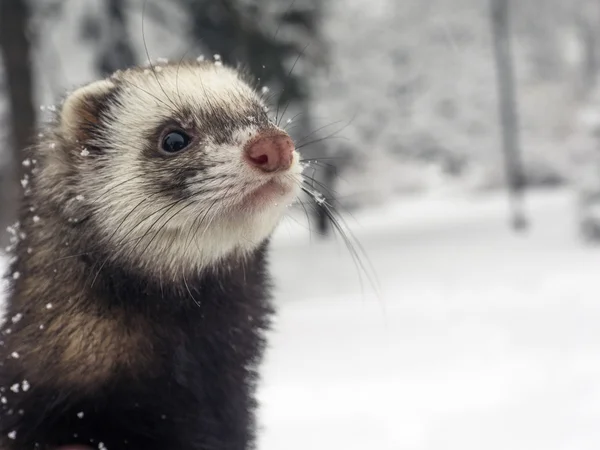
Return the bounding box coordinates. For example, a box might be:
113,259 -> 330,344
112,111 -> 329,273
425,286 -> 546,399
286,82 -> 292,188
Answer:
259,188 -> 600,450
2,188 -> 600,450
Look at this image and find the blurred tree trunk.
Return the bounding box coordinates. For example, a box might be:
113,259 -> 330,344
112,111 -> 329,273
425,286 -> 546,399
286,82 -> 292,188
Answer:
316,159 -> 336,235
96,0 -> 136,75
0,0 -> 36,243
573,2 -> 600,98
490,0 -> 528,231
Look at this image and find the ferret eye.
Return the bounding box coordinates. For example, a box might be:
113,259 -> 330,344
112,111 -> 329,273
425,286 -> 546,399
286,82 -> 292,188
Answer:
161,131 -> 190,154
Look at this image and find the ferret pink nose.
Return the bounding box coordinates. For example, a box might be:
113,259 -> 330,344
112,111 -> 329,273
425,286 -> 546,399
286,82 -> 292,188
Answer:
245,134 -> 295,173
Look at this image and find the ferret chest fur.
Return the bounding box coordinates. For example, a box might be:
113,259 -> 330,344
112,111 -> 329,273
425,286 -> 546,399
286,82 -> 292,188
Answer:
0,217 -> 273,450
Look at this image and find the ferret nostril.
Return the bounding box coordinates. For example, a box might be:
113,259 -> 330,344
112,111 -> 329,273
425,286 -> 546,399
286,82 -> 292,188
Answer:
245,134 -> 294,173
249,153 -> 269,166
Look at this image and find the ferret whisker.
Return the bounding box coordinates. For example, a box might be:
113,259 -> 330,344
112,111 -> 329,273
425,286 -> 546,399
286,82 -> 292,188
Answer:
283,121 -> 307,134
141,0 -> 181,111
89,196 -> 185,274
295,120 -> 347,147
298,195 -> 314,244
194,206 -> 221,252
301,160 -> 345,182
179,197 -> 209,253
90,174 -> 149,204
326,208 -> 380,297
296,111 -> 358,152
300,159 -> 337,172
281,112 -> 304,133
301,174 -> 339,198
277,99 -> 292,128
301,180 -> 358,244
301,187 -> 366,297
282,122 -> 301,133
95,196 -> 149,240
262,91 -> 279,107
88,197 -> 177,288
292,199 -> 342,241
185,195 -> 222,254
296,135 -> 348,150
291,169 -> 347,221
285,199 -> 316,242
273,0 -> 297,41
88,197 -> 188,288
295,117 -> 355,150
122,199 -> 188,263
300,156 -> 347,162
300,177 -> 359,226
274,42 -> 309,126
191,185 -> 241,253
276,43 -> 310,127
282,125 -> 302,136
299,184 -> 380,297
181,183 -> 242,254
274,97 -> 282,129
135,201 -> 197,266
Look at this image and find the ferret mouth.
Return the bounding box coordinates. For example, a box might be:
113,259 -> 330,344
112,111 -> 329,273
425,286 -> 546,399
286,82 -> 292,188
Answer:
240,176 -> 296,207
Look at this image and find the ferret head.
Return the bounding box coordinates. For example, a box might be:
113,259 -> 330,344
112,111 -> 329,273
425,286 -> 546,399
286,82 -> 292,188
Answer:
37,61 -> 303,276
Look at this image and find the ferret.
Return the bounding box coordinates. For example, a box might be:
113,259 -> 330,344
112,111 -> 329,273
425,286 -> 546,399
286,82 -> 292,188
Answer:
0,59 -> 303,450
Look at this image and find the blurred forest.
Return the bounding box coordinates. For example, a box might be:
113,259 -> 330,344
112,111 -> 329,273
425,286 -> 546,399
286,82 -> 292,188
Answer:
2,0 -> 600,241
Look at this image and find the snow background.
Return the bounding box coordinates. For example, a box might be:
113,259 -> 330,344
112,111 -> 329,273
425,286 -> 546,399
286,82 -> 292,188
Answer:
2,0 -> 600,448
258,188 -> 600,450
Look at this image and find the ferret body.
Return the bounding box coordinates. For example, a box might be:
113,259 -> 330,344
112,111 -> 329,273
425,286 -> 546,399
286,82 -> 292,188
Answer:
0,60 -> 302,450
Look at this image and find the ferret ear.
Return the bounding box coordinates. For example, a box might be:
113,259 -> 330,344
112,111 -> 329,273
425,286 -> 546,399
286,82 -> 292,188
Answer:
59,79 -> 117,143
